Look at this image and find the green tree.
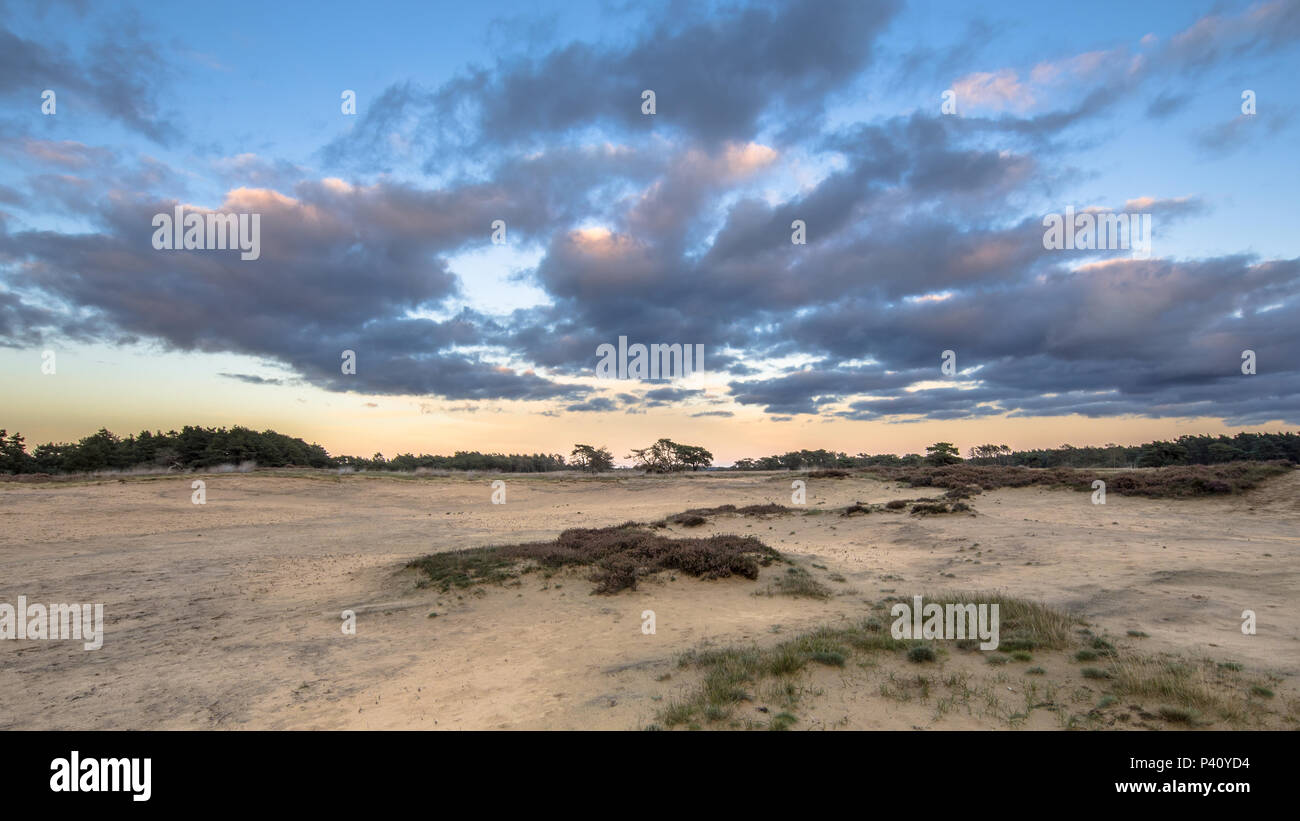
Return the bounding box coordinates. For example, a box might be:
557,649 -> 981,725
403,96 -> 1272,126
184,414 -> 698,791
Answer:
0,430 -> 36,473
570,444 -> 614,472
925,442 -> 962,466
671,442 -> 713,471
1135,441 -> 1188,467
627,438 -> 679,472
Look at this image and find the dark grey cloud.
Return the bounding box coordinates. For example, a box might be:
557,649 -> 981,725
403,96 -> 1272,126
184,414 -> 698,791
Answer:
0,18 -> 179,143
219,372 -> 285,386
0,178 -> 587,401
323,0 -> 901,169
565,397 -> 618,412
642,387 -> 704,406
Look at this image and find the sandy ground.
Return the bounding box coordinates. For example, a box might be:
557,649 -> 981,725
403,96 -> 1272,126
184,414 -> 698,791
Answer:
1,469 -> 1297,730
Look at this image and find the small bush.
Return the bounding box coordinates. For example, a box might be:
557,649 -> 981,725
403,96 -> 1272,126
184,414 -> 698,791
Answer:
811,650 -> 847,667
410,524 -> 782,595
907,645 -> 936,663
769,712 -> 798,731
765,566 -> 833,600
910,502 -> 951,515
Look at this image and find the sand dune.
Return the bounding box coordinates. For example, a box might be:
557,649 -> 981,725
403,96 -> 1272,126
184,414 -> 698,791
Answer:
1,470 -> 1296,729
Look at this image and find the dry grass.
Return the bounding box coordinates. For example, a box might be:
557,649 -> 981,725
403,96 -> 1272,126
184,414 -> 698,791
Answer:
658,618 -> 907,728
1111,657 -> 1220,709
657,594 -> 1073,729
929,590 -> 1076,650
654,593 -> 1288,730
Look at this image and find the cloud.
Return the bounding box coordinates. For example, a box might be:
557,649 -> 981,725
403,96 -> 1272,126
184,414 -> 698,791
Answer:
0,19 -> 180,143
0,0 -> 1297,430
323,0 -> 900,168
565,397 -> 618,412
1196,110 -> 1294,154
219,373 -> 285,386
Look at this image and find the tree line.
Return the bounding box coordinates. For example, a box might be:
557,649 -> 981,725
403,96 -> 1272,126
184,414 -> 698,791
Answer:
0,426 -> 334,473
4,424 -> 1295,475
730,432 -> 1300,470
0,426 -> 714,475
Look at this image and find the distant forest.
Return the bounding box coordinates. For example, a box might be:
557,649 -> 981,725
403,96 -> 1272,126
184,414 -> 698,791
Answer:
0,426 -> 565,474
1,425 -> 1298,475
732,432 -> 1300,470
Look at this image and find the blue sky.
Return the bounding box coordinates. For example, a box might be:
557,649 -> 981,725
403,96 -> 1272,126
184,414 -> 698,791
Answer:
2,0 -> 1298,462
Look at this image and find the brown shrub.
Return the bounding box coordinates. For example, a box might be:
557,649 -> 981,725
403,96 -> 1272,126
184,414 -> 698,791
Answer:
410,524 -> 782,595
861,462 -> 1290,498
910,502 -> 952,515
669,503 -> 792,521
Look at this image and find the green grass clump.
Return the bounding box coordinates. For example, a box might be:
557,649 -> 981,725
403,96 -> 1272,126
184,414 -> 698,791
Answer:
406,546 -> 521,591
907,645 -> 936,663
658,595 -> 1080,729
810,650 -> 847,667
769,712 -> 798,731
764,566 -> 833,600
1157,705 -> 1197,723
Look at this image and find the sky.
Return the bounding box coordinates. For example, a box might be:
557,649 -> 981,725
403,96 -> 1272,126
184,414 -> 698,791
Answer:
1,0 -> 1298,465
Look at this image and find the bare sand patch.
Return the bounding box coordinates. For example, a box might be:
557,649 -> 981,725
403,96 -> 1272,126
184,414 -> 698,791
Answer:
1,470 -> 1296,729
